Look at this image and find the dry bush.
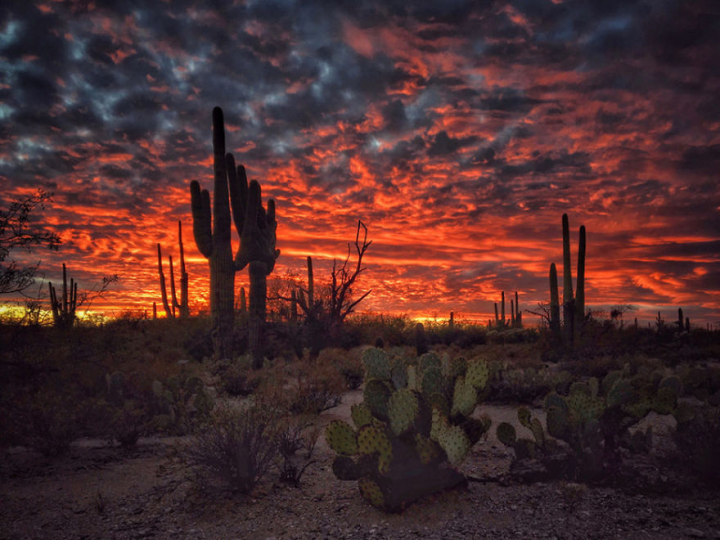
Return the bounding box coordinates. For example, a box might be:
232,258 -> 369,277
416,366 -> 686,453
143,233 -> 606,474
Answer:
184,402 -> 284,494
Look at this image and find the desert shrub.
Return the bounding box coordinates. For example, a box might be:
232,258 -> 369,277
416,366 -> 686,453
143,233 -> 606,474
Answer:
488,367 -> 571,404
673,404 -> 720,485
318,347 -> 364,390
184,403 -> 284,493
277,416 -> 321,486
10,389 -> 82,456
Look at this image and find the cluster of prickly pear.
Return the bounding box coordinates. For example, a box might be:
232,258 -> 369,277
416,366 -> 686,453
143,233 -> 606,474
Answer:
537,370 -> 682,480
103,372 -> 147,446
151,375 -> 215,434
496,406 -> 546,460
325,347 -> 491,511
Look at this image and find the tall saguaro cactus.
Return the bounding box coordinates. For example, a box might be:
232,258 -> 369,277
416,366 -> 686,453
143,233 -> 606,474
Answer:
550,214 -> 587,344
190,107 -> 278,361
48,263 -> 77,330
157,221 -> 190,319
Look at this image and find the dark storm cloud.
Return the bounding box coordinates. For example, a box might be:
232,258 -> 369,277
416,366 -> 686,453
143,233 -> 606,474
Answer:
1,0 -> 718,323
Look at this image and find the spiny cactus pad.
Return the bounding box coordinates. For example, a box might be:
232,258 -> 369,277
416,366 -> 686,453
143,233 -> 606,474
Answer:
364,379 -> 392,420
430,407 -> 451,442
419,352 -> 442,373
351,403 -> 373,429
357,425 -> 393,474
450,376 -> 477,418
517,407 -> 532,428
496,422 -> 517,446
465,359 -> 489,390
388,388 -> 420,436
358,477 -> 385,508
362,347 -> 391,380
326,420 -> 358,456
607,379 -> 634,408
421,367 -> 447,396
436,425 -> 471,466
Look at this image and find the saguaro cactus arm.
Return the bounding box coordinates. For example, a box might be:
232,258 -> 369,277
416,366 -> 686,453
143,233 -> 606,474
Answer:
234,179 -> 279,273
190,181 -> 213,258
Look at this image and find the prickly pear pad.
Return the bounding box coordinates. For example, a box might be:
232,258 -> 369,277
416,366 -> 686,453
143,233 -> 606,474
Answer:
326,420 -> 358,456
357,425 -> 393,474
358,477 -> 385,508
450,376 -> 477,418
362,347 -> 391,380
465,358 -> 489,390
436,425 -> 471,466
388,388 -> 420,436
364,379 -> 392,419
351,403 -> 373,429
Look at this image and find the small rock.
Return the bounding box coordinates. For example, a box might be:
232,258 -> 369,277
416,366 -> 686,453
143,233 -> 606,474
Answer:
687,528 -> 706,538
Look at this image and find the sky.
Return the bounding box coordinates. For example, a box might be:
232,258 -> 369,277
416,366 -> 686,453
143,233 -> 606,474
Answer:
1,0 -> 719,326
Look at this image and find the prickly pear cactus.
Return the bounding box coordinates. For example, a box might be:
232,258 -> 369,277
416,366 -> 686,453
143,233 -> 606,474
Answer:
326,347 -> 491,512
535,372 -> 681,481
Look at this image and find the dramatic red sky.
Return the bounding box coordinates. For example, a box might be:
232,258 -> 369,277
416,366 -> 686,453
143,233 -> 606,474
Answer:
1,0 -> 719,326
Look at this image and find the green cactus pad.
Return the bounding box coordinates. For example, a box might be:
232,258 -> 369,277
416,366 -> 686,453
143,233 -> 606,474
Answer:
419,352 -> 442,373
364,379 -> 392,420
530,417 -> 545,446
358,477 -> 385,509
450,376 -> 477,418
517,406 -> 532,428
437,424 -> 471,466
568,391 -> 604,422
607,379 -> 634,408
388,388 -> 420,436
357,424 -> 393,474
602,370 -> 623,395
351,403 -> 373,429
415,434 -> 442,465
622,399 -> 651,419
496,422 -> 517,447
192,391 -> 214,414
421,367 -> 447,397
544,391 -> 569,413
546,406 -> 571,441
430,407 -> 451,442
461,416 -> 491,445
326,420 -> 358,456
465,358 -> 489,390
362,347 -> 391,380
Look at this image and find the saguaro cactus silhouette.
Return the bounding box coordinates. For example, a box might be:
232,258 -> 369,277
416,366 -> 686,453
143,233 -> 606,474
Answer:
157,221 -> 189,319
190,107 -> 278,360
48,263 -> 77,330
550,214 -> 586,344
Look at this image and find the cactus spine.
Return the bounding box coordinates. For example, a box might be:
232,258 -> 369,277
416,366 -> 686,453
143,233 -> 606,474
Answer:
48,263 -> 77,330
190,107 -> 278,360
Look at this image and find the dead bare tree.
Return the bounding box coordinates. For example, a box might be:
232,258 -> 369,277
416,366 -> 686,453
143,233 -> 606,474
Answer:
328,220 -> 372,323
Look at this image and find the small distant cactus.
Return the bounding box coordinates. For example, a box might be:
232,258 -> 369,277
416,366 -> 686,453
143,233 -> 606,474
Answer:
326,347 -> 491,512
48,263 -> 77,330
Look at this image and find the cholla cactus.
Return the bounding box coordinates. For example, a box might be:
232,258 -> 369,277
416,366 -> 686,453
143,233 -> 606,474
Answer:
326,347 -> 491,512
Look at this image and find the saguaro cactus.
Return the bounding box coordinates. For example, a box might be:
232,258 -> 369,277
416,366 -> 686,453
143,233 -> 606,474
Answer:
549,214 -> 586,343
48,263 -> 77,330
157,221 -> 190,319
549,263 -> 560,338
190,107 -> 278,360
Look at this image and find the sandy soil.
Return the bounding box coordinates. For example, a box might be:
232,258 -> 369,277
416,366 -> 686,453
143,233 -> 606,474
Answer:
1,393 -> 718,540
